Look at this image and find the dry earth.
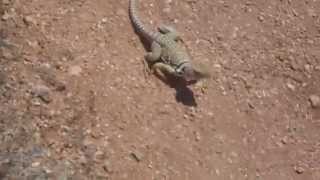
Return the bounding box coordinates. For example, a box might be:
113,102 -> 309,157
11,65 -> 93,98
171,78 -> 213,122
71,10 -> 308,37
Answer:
1,0 -> 320,179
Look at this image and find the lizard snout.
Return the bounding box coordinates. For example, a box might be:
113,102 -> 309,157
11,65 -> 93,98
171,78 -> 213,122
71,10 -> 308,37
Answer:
180,66 -> 197,82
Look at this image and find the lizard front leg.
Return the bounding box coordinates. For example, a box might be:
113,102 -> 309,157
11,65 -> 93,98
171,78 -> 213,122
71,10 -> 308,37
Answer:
152,62 -> 176,81
158,25 -> 182,42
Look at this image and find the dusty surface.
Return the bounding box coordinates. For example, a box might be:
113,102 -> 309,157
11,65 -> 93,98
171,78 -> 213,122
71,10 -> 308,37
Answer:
1,0 -> 320,179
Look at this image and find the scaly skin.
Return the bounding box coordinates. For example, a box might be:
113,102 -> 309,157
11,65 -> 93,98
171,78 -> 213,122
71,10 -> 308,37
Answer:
129,0 -> 210,82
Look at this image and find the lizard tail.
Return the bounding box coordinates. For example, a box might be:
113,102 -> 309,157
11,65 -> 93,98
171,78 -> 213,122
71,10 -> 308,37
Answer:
129,0 -> 158,41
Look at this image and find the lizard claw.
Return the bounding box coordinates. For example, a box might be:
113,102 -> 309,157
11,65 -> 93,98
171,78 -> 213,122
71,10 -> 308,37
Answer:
142,60 -> 152,79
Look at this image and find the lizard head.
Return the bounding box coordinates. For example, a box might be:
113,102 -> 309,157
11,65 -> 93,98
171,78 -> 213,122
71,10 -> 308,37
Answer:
176,62 -> 211,82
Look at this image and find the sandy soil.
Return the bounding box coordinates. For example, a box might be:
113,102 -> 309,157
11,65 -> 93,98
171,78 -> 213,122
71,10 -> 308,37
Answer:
0,0 -> 320,179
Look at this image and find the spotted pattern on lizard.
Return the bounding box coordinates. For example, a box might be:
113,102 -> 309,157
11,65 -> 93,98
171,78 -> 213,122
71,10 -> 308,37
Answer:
129,0 -> 210,83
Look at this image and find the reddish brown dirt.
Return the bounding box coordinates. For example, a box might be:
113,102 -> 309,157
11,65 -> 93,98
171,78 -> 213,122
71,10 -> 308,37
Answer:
1,0 -> 320,179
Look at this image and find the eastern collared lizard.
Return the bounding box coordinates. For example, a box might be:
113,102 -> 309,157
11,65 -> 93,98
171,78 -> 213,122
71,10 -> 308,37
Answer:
129,0 -> 210,83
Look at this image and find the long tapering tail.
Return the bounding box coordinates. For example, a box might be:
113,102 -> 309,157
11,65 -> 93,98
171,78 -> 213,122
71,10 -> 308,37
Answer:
129,0 -> 158,41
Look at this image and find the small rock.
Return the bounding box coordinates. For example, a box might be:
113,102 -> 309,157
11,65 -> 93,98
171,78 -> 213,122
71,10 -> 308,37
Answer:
294,166 -> 304,174
194,131 -> 201,141
31,84 -> 51,103
304,64 -> 312,73
281,136 -> 289,145
130,151 -> 143,162
101,17 -> 108,23
68,65 -> 82,76
258,15 -> 264,22
309,95 -> 320,108
189,107 -> 197,117
31,161 -> 40,167
23,15 -> 36,26
215,168 -> 220,175
287,83 -> 295,91
103,160 -> 112,173
79,155 -> 87,165
44,167 -> 53,174
207,111 -> 214,117
31,100 -> 41,106
27,40 -> 40,49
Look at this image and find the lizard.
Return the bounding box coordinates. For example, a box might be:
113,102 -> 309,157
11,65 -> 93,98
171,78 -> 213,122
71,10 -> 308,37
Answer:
129,0 -> 210,83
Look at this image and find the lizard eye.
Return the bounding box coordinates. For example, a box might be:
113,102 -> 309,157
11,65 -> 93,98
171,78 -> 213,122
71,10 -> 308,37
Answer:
176,67 -> 186,76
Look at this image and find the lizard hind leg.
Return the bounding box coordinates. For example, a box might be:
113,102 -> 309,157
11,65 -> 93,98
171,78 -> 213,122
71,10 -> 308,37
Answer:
144,42 -> 162,75
152,62 -> 176,82
145,41 -> 162,63
158,24 -> 176,34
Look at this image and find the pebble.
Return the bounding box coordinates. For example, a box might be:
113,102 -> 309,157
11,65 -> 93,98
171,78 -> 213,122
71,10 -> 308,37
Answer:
79,155 -> 88,165
23,15 -> 36,26
130,151 -> 143,162
294,166 -> 305,174
304,64 -> 312,73
194,131 -> 201,141
287,83 -> 295,91
31,84 -> 51,103
44,167 -> 53,174
309,95 -> 320,108
31,161 -> 40,167
103,160 -> 112,173
281,136 -> 289,145
258,15 -> 264,22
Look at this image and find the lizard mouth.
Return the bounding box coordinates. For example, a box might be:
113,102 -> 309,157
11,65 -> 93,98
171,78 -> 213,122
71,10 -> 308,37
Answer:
184,78 -> 198,86
176,63 -> 199,83
183,72 -> 198,83
176,67 -> 197,83
184,75 -> 196,82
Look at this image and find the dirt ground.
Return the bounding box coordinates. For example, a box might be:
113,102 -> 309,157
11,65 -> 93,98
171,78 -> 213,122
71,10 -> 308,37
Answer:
0,0 -> 320,179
